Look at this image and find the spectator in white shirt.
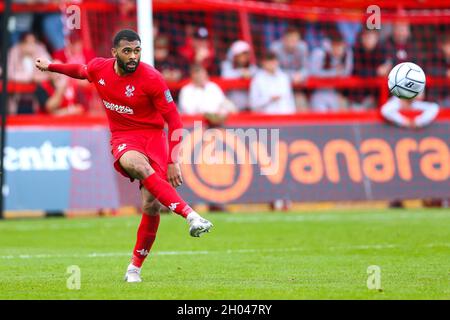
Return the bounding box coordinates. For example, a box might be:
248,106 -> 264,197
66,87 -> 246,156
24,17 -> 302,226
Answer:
249,52 -> 296,114
179,64 -> 236,125
381,92 -> 439,129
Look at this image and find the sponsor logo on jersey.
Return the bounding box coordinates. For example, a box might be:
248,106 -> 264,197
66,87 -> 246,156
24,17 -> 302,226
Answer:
125,85 -> 135,97
117,144 -> 127,152
98,78 -> 105,86
102,100 -> 134,114
164,89 -> 173,103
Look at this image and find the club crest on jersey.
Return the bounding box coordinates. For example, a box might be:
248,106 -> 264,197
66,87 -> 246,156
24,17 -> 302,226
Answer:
125,85 -> 135,97
164,89 -> 173,103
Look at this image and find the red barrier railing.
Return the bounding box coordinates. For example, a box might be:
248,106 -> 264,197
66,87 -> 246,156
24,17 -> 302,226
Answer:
6,109 -> 450,128
2,76 -> 450,108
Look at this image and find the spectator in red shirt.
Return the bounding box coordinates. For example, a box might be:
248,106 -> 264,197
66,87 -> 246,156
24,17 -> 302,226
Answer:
52,32 -> 96,112
179,26 -> 215,74
52,32 -> 96,65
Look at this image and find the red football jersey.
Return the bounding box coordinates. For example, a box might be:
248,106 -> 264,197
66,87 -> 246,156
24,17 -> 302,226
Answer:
85,57 -> 177,135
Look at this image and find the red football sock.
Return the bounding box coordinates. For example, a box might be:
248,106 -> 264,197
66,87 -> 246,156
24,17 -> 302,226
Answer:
141,174 -> 193,218
131,213 -> 160,268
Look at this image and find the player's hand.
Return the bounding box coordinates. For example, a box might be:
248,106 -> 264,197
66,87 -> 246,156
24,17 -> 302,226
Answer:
35,58 -> 51,72
167,163 -> 183,188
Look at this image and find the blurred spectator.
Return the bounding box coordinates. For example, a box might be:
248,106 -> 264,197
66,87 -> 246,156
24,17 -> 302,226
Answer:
179,64 -> 236,125
8,32 -> 50,83
382,21 -> 421,75
309,33 -> 353,112
179,27 -> 216,75
52,32 -> 95,64
179,64 -> 236,213
7,32 -> 50,114
221,40 -> 257,111
353,28 -> 389,77
427,33 -> 450,108
249,51 -> 296,114
270,26 -> 309,111
35,69 -> 85,116
270,26 -> 309,84
117,0 -> 137,31
381,92 -> 439,129
352,28 -> 390,109
154,35 -> 185,82
52,32 -> 96,111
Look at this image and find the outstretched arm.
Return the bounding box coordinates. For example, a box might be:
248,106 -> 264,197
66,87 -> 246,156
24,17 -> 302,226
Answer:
35,58 -> 88,80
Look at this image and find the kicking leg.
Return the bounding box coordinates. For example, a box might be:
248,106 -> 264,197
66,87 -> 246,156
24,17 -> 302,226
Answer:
119,150 -> 213,236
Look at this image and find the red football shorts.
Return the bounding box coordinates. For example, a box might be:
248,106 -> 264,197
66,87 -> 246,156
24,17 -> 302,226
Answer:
110,129 -> 169,182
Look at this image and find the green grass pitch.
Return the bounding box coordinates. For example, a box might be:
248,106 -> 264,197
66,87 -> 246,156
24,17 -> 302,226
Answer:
0,209 -> 448,299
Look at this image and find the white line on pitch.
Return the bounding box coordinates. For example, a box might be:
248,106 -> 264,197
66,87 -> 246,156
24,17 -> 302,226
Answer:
0,243 -> 448,260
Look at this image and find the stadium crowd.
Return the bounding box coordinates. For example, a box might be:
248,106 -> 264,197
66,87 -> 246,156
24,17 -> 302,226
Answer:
0,0 -> 449,118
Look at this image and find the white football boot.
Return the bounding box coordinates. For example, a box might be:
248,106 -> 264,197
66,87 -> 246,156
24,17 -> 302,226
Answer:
187,212 -> 213,237
124,264 -> 142,283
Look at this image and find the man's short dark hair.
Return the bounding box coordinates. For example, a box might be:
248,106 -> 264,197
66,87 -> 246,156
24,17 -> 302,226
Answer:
113,29 -> 141,47
284,26 -> 300,37
329,31 -> 344,44
262,51 -> 278,62
19,31 -> 36,43
190,64 -> 206,74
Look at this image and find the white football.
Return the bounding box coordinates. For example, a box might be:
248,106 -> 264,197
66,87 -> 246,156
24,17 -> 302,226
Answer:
388,62 -> 426,99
